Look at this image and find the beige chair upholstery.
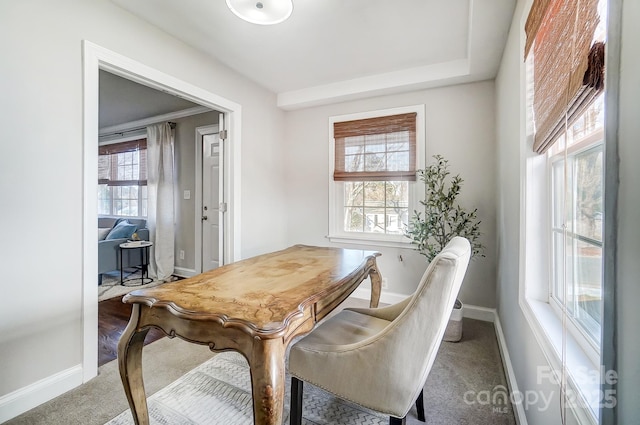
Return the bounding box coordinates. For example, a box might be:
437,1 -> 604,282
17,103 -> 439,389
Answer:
288,237 -> 471,424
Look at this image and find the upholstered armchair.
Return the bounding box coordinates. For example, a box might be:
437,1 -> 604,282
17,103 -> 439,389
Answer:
288,237 -> 471,425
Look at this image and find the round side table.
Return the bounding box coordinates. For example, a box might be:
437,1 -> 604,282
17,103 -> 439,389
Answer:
119,241 -> 153,286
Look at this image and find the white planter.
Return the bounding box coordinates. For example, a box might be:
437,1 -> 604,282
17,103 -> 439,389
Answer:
443,300 -> 463,342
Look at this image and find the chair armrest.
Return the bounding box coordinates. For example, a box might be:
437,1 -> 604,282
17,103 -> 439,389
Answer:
136,228 -> 149,241
346,296 -> 411,322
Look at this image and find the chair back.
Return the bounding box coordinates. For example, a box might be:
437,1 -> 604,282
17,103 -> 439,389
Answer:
364,236 -> 471,416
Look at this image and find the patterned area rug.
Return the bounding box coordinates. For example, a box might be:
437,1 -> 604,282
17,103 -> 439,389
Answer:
106,351 -> 386,425
98,272 -> 178,302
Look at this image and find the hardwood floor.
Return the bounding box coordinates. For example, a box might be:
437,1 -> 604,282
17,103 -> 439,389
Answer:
98,296 -> 165,367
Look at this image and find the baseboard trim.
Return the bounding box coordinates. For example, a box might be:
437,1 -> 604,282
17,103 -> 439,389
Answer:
462,304 -> 496,322
493,313 -> 529,425
350,287 -> 407,305
0,364 -> 83,423
173,267 -> 197,278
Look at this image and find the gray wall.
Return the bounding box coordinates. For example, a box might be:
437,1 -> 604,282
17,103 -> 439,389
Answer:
284,81 -> 497,307
173,111 -> 218,272
0,0 -> 286,403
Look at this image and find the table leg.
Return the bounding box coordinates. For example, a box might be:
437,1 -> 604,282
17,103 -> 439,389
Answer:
249,339 -> 286,425
369,261 -> 382,308
118,305 -> 151,425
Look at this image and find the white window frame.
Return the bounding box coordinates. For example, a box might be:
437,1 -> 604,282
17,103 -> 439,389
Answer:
548,129 -> 604,365
327,105 -> 425,248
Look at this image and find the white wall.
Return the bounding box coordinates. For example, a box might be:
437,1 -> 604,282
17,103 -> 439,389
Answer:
495,0 -> 640,423
0,0 -> 286,404
283,81 -> 497,307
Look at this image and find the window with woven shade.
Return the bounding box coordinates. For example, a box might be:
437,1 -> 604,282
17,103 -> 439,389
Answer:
98,139 -> 148,217
333,113 -> 417,182
521,0 -> 608,421
525,0 -> 605,154
328,106 -> 424,245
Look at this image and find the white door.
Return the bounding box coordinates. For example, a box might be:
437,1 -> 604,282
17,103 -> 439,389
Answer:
201,119 -> 225,271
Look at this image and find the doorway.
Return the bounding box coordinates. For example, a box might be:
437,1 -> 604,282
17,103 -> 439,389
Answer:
83,40 -> 242,382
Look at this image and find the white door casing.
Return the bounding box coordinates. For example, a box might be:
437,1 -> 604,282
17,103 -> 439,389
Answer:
83,41 -> 242,385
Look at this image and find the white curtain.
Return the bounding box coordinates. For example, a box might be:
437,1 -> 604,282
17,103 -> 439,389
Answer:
146,123 -> 175,281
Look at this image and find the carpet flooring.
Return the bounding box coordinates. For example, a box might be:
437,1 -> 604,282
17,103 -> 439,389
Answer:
106,351 -> 388,425
6,299 -> 516,425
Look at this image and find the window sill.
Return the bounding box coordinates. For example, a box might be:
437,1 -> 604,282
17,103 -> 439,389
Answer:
327,234 -> 414,249
521,298 -> 602,425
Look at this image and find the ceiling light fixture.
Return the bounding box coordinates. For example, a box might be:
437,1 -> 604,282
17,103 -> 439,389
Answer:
226,0 -> 293,25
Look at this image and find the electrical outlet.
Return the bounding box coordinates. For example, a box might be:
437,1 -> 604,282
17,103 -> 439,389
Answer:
382,278 -> 388,289
179,250 -> 185,260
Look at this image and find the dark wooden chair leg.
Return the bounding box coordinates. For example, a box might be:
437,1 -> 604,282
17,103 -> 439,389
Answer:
389,416 -> 406,425
416,389 -> 425,421
290,376 -> 303,425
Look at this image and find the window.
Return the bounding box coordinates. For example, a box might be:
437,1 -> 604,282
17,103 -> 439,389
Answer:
328,106 -> 424,246
98,139 -> 148,217
549,96 -> 604,348
521,0 -> 607,421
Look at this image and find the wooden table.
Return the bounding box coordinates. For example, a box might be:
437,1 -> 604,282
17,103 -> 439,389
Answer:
117,244 -> 382,425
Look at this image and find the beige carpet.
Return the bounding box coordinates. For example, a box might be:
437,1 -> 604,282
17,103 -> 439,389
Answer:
6,337 -> 215,425
6,298 -> 516,425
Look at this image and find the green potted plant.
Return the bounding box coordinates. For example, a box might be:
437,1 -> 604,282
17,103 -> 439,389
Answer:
405,155 -> 484,341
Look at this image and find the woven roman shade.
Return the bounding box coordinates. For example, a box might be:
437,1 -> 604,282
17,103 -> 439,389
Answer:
333,113 -> 417,182
98,139 -> 147,186
525,0 -> 604,154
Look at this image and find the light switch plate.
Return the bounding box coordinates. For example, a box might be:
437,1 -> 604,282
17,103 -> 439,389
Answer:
184,190 -> 191,200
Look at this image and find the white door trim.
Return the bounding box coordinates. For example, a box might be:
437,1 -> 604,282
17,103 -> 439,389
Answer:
82,40 -> 242,383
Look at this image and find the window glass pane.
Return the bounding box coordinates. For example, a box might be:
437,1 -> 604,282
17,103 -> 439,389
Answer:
565,235 -> 576,315
387,131 -> 409,152
344,182 -> 364,206
575,146 -> 603,242
553,231 -> 565,302
552,160 -> 565,229
364,153 -> 386,172
344,136 -> 364,152
141,186 -> 148,217
387,151 -> 409,171
344,154 -> 364,172
363,182 -> 385,207
386,209 -> 408,235
364,134 -> 386,153
344,207 -> 363,232
385,181 -> 408,209
364,208 -> 385,233
573,239 -> 602,343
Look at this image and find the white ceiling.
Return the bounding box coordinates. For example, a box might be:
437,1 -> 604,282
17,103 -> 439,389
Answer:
110,0 -> 515,110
